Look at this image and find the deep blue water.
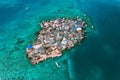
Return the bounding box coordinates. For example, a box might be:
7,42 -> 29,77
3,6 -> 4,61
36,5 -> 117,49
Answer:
70,0 -> 120,80
0,0 -> 120,80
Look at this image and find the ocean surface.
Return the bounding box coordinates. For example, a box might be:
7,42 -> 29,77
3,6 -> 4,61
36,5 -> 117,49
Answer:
0,0 -> 120,80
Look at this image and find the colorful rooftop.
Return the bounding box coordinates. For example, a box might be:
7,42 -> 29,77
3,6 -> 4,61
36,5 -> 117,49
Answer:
26,17 -> 87,64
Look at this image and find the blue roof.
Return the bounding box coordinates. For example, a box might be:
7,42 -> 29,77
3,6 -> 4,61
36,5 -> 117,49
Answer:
76,20 -> 82,24
27,44 -> 33,49
74,24 -> 78,28
71,27 -> 77,31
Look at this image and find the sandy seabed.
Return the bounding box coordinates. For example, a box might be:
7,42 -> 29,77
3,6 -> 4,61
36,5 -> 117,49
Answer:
0,0 -> 94,80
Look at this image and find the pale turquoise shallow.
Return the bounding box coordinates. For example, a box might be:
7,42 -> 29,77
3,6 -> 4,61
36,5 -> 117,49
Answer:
0,0 -> 120,80
0,0 -> 93,80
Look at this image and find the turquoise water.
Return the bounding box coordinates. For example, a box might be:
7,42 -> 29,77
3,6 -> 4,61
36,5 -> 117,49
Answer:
70,0 -> 120,80
0,0 -> 120,80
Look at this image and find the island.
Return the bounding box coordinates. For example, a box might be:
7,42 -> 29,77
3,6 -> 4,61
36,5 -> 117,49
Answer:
26,17 -> 87,65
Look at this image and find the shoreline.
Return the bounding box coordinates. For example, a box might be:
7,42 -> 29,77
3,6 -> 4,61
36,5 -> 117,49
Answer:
26,17 -> 87,64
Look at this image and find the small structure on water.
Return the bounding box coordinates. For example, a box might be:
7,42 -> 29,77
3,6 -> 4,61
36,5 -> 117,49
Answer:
26,17 -> 87,64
